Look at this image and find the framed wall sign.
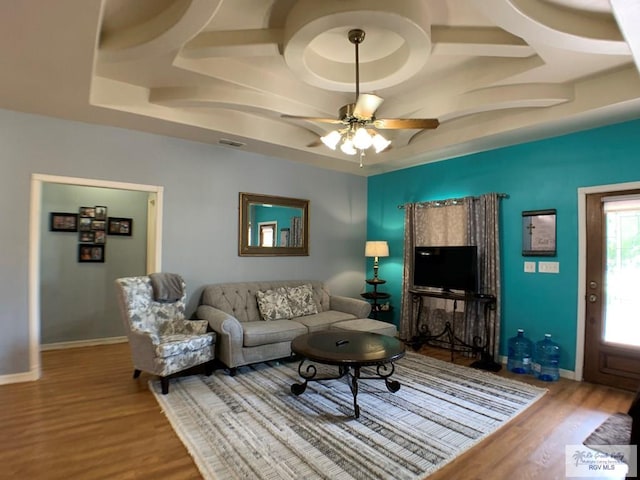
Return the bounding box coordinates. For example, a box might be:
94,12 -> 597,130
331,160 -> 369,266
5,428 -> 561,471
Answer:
522,209 -> 556,256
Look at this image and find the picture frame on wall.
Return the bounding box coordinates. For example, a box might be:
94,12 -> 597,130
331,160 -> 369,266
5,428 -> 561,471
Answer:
94,206 -> 107,221
522,209 -> 557,256
79,231 -> 95,243
108,217 -> 133,236
94,231 -> 106,244
79,217 -> 92,231
78,244 -> 104,263
91,220 -> 106,231
79,206 -> 96,218
50,212 -> 78,232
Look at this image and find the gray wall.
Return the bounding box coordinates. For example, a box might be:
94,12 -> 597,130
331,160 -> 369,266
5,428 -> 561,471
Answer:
41,184 -> 148,344
0,108 -> 367,377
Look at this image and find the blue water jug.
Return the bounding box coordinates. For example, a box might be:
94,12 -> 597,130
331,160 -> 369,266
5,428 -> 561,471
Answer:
532,334 -> 560,381
507,329 -> 533,374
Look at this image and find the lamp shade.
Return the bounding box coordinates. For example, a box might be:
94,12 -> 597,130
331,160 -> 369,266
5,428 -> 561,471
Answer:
365,241 -> 389,258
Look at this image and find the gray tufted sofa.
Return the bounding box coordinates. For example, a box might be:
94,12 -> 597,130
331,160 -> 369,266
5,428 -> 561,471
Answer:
196,280 -> 371,373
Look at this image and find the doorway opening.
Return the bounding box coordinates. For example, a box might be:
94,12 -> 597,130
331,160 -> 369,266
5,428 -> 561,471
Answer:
28,174 -> 163,381
259,222 -> 277,247
576,181 -> 640,385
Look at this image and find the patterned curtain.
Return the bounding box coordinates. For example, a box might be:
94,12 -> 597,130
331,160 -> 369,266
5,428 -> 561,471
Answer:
465,193 -> 501,360
399,193 -> 502,363
399,200 -> 468,341
399,203 -> 416,340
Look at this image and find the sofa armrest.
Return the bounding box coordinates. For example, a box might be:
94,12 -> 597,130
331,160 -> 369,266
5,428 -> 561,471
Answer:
330,295 -> 371,319
196,304 -> 244,368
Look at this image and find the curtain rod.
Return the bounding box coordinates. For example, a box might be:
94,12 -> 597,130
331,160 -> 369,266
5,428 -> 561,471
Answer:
397,193 -> 509,209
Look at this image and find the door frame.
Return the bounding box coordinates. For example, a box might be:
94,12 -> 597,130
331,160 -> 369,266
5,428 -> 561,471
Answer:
27,174 -> 164,381
576,180 -> 640,381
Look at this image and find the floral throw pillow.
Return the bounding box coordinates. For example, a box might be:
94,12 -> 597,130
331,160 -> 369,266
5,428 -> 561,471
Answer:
286,284 -> 318,317
256,288 -> 293,321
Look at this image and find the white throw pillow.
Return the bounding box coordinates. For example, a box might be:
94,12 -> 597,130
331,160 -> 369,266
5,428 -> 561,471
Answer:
256,288 -> 293,321
286,284 -> 318,317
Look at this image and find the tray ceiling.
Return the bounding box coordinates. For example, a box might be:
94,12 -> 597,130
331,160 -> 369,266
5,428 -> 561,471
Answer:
1,0 -> 639,175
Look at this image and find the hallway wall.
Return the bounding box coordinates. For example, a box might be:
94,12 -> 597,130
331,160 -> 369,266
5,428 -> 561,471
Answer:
41,184 -> 148,345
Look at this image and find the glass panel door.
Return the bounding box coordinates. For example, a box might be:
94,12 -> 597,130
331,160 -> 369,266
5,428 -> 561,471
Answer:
584,190 -> 640,390
603,197 -> 640,346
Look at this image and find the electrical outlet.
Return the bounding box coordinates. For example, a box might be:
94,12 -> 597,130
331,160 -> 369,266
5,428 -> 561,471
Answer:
538,261 -> 560,273
524,261 -> 536,273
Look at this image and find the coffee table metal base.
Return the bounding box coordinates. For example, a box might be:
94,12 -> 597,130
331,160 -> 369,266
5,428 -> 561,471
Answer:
291,360 -> 401,418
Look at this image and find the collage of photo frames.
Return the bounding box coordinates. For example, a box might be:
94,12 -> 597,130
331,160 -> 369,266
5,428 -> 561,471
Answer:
49,205 -> 133,263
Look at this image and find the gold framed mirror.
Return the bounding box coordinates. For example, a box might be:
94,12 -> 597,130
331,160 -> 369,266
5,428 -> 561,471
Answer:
239,192 -> 309,256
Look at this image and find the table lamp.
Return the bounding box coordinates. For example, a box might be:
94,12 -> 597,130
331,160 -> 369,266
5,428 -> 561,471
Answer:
365,241 -> 389,281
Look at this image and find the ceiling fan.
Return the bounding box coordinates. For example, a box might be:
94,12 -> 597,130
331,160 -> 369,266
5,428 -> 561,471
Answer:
281,29 -> 439,159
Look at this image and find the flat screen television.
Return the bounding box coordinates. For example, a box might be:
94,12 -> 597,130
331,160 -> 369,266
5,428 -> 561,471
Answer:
413,246 -> 478,293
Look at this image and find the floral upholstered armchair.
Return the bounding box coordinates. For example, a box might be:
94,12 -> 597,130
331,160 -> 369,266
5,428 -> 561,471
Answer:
115,275 -> 216,394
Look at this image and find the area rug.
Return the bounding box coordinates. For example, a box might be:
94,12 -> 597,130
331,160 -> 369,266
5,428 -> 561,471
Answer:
584,412 -> 631,449
150,352 -> 546,480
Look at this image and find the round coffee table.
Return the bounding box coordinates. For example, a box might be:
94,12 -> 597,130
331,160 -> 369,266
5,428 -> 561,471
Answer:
290,331 -> 405,418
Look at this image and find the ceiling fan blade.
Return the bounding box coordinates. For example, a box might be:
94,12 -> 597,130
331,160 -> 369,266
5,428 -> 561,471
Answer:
373,118 -> 440,130
281,114 -> 344,125
353,94 -> 384,120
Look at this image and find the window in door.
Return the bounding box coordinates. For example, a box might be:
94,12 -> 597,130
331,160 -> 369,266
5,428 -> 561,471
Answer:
603,196 -> 640,346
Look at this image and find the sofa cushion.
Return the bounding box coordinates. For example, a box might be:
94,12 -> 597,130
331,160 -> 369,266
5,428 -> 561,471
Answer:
256,288 -> 293,321
293,310 -> 358,332
242,320 -> 307,347
286,283 -> 318,317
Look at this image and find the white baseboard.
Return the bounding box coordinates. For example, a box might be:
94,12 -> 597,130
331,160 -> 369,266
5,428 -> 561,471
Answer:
40,336 -> 127,351
0,369 -> 39,385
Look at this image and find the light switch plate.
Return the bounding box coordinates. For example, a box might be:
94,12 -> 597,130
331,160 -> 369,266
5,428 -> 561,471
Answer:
524,261 -> 536,273
538,261 -> 560,273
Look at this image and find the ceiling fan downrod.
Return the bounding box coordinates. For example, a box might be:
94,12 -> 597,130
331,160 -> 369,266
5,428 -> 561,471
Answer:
348,29 -> 365,103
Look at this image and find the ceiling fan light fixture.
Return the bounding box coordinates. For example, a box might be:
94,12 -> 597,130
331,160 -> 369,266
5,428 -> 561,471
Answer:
353,126 -> 373,150
372,132 -> 391,153
320,130 -> 341,150
340,138 -> 357,155
282,29 -> 437,162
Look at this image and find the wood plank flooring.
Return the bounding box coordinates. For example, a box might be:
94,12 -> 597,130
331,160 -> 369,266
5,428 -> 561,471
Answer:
0,343 -> 634,480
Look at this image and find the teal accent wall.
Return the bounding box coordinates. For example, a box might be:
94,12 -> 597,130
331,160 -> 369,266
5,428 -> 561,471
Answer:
367,118 -> 640,372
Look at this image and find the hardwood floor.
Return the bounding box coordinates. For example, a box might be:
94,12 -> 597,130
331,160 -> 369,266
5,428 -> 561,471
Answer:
0,343 -> 634,480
